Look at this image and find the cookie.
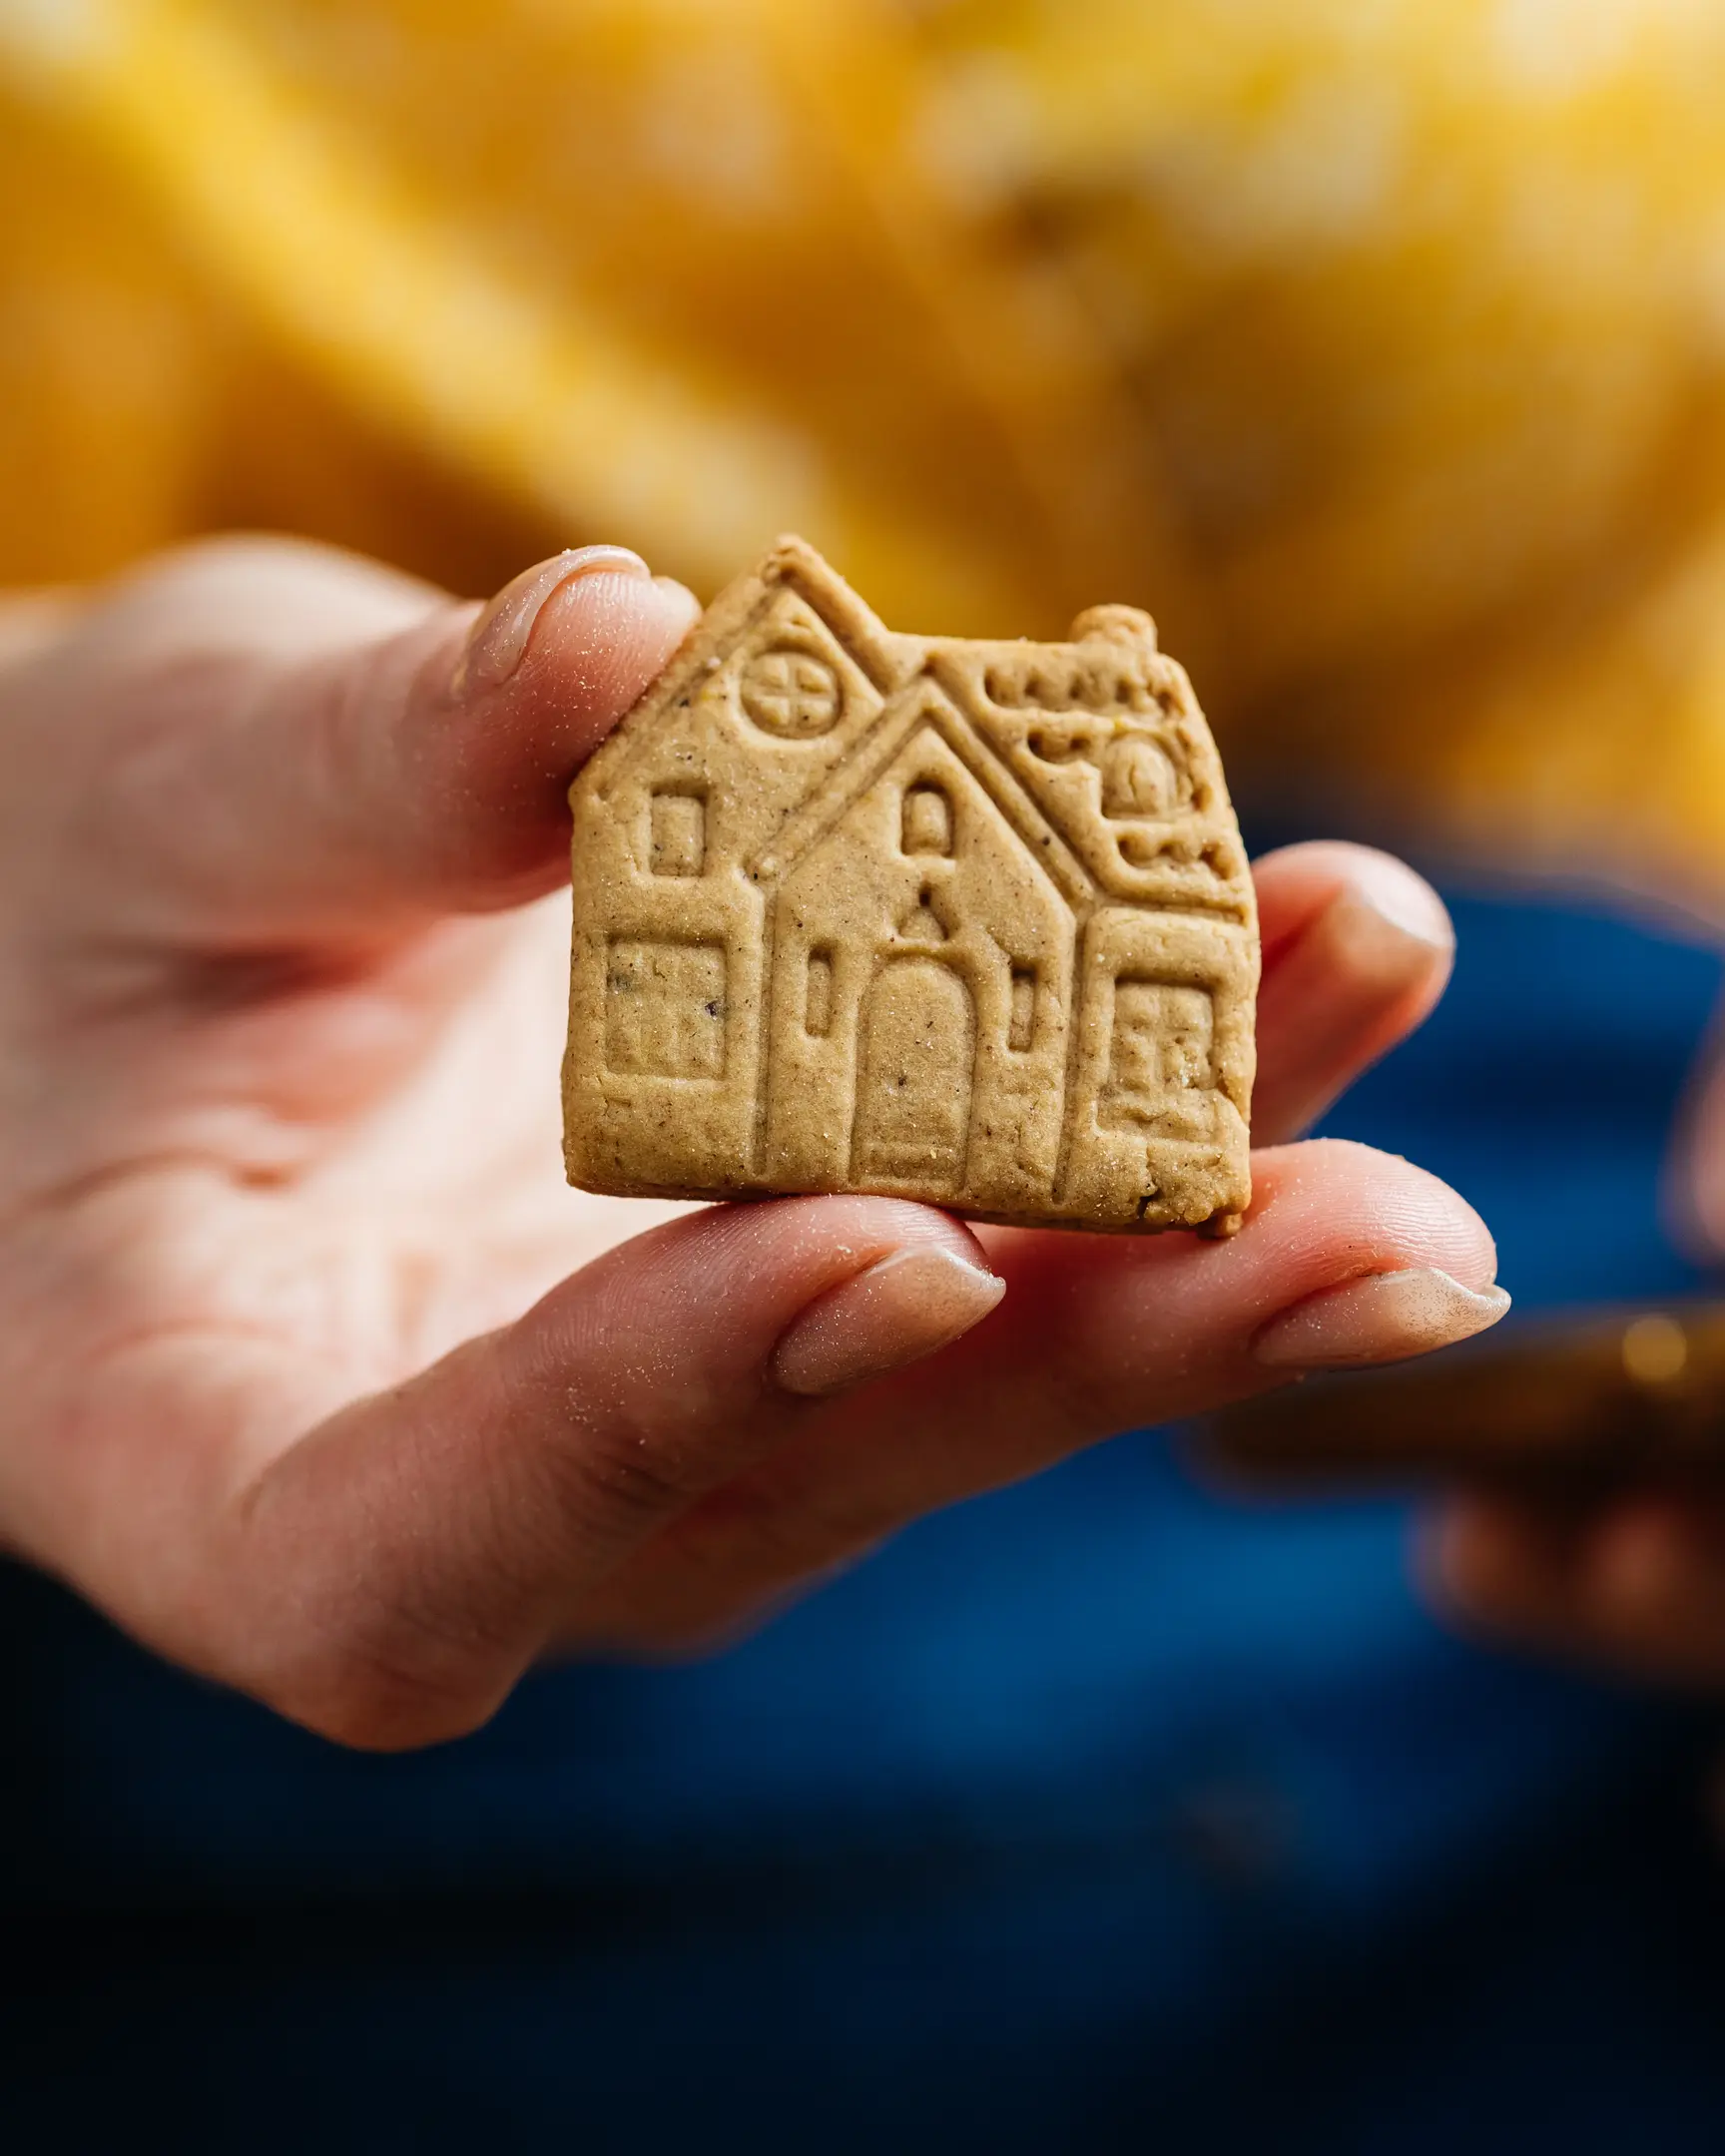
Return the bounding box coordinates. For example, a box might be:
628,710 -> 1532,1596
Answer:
563,537 -> 1257,1233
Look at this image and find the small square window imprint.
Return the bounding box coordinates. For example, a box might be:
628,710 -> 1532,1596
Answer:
604,940 -> 726,1078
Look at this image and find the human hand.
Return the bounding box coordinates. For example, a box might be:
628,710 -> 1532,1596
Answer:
0,537 -> 1502,1748
1427,1056 -> 1725,1685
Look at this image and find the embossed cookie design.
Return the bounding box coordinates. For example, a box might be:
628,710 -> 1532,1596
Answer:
563,538 -> 1257,1233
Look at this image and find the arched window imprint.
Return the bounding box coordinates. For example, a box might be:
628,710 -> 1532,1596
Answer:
1101,736 -> 1178,819
901,784 -> 953,855
648,790 -> 706,876
853,957 -> 974,1191
1019,725 -> 1191,851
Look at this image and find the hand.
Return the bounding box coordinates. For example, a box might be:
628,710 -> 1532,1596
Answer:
0,537 -> 1502,1748
1428,1053 -> 1725,1684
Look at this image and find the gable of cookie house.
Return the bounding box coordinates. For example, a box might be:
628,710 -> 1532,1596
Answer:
750,668 -> 1085,1211
565,544 -> 1254,1214
565,545 -> 914,1195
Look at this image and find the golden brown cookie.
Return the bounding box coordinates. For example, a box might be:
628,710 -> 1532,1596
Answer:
563,537 -> 1256,1233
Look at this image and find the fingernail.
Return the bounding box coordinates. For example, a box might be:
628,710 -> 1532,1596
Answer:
1338,853 -> 1453,950
1252,1268 -> 1509,1370
1303,870 -> 1453,998
452,546 -> 651,697
774,1246 -> 1005,1398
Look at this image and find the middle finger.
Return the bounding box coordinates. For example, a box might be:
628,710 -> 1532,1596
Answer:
1252,840 -> 1453,1143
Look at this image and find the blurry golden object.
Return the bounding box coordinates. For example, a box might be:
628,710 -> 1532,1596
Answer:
1205,1302 -> 1725,1490
6,3 -> 1725,898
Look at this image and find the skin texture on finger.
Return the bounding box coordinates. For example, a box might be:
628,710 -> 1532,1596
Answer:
80,1196 -> 1001,1748
1251,842 -> 1453,1144
574,1138 -> 1501,1648
3,537 -> 699,947
1425,1489 -> 1725,1686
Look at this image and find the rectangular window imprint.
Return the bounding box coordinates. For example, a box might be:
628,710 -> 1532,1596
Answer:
1100,979 -> 1214,1131
648,791 -> 706,876
604,940 -> 726,1079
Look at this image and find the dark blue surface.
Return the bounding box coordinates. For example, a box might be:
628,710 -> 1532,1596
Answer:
7,876 -> 1725,2151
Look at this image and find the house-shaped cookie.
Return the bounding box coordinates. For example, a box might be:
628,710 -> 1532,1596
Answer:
563,538 -> 1257,1233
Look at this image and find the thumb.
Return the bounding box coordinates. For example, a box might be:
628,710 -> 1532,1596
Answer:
40,536 -> 698,942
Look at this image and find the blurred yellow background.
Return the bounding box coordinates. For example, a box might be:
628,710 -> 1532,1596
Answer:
6,0 -> 1725,898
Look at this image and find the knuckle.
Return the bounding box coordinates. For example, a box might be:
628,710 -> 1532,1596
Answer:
706,1472 -> 898,1589
554,1401 -> 723,1540
241,1600 -> 514,1754
262,1648 -> 500,1753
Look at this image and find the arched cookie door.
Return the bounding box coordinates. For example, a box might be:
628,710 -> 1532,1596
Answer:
852,956 -> 974,1193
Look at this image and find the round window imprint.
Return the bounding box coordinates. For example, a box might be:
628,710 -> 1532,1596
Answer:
739,647 -> 843,739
